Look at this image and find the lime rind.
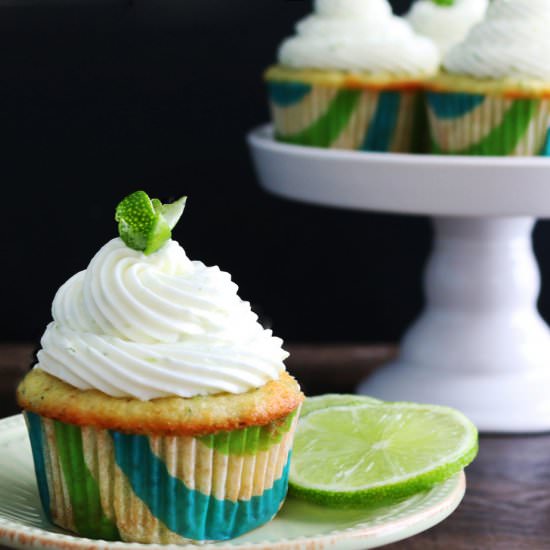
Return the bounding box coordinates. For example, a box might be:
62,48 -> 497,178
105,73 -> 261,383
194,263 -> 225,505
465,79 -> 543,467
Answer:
115,191 -> 187,255
289,443 -> 476,507
115,191 -> 156,252
301,394 -> 381,417
289,402 -> 478,507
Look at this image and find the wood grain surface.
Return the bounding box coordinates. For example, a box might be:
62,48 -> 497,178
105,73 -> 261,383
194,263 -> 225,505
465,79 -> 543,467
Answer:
1,343 -> 548,550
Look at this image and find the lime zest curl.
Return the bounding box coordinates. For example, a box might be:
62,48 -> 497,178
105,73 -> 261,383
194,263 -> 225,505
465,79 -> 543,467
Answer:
115,191 -> 187,255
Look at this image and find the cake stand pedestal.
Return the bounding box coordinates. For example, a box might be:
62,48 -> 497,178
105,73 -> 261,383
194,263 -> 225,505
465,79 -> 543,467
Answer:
248,124 -> 550,433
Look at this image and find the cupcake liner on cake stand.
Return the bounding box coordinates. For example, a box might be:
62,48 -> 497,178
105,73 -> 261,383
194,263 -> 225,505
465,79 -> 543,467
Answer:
248,124 -> 550,433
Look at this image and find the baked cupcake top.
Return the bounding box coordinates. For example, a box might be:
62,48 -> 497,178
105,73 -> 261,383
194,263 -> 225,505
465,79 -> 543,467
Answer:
406,0 -> 488,56
277,0 -> 440,76
443,0 -> 550,82
34,192 -> 288,401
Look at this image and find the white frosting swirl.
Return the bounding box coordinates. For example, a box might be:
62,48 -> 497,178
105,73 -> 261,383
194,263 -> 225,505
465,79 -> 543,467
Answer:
444,0 -> 550,81
36,238 -> 288,400
277,0 -> 440,76
406,0 -> 488,56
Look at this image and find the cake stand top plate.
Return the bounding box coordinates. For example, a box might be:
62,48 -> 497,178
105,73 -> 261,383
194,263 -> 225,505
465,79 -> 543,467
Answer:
248,125 -> 550,218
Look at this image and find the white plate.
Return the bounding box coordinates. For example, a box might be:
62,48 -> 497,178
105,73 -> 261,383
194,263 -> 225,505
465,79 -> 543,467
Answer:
0,415 -> 465,550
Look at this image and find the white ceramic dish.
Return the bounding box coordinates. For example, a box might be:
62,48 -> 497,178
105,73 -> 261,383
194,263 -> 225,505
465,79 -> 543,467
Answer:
247,123 -> 550,217
0,415 -> 465,550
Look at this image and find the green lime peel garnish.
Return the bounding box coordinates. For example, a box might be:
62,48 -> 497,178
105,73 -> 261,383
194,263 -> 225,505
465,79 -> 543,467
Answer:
115,191 -> 187,255
432,0 -> 454,5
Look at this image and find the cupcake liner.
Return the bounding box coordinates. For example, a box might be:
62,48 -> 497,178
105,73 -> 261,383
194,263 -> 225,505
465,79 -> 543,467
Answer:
24,409 -> 299,544
427,91 -> 550,156
267,80 -> 421,152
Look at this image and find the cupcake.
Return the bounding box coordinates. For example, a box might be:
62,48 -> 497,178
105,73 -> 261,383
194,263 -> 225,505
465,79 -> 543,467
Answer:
17,191 -> 303,544
265,0 -> 440,152
406,0 -> 488,57
425,0 -> 550,156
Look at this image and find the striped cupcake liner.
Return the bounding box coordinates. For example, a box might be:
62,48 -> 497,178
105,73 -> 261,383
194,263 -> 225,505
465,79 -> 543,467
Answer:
267,80 -> 422,153
427,91 -> 550,156
24,409 -> 299,544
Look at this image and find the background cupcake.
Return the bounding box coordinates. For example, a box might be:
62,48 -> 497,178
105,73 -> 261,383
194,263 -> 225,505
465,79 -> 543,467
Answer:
17,192 -> 303,544
406,0 -> 489,57
425,0 -> 550,156
266,0 -> 440,152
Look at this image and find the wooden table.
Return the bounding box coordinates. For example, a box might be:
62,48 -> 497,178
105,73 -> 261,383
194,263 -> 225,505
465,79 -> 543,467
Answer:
0,343 -> 547,549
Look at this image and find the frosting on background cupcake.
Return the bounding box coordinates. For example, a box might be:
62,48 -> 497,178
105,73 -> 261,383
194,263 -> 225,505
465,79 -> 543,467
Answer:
278,0 -> 440,75
444,0 -> 550,81
37,238 -> 288,400
406,0 -> 488,56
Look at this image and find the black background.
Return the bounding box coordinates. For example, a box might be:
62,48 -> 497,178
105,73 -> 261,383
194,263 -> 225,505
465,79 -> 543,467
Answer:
3,0 -> 550,345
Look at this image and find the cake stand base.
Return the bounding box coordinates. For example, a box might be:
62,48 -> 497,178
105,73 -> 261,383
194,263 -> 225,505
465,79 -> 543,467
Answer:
359,216 -> 550,433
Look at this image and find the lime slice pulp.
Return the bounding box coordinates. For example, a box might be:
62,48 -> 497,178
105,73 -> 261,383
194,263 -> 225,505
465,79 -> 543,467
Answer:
290,402 -> 478,507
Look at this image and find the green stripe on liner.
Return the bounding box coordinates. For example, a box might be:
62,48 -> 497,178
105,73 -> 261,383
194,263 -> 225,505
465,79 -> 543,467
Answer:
433,98 -> 540,156
53,421 -> 120,541
199,410 -> 296,455
411,93 -> 429,153
277,89 -> 361,147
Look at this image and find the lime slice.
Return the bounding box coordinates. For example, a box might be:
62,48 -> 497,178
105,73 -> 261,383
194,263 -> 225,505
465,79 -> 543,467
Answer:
301,394 -> 381,417
115,191 -> 187,255
290,402 -> 478,506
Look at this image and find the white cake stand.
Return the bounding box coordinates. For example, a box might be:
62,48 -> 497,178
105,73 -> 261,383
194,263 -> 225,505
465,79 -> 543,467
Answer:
248,124 -> 550,433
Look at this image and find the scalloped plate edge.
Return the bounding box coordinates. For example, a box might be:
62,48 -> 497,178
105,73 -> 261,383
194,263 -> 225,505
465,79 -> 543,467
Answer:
0,414 -> 465,550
